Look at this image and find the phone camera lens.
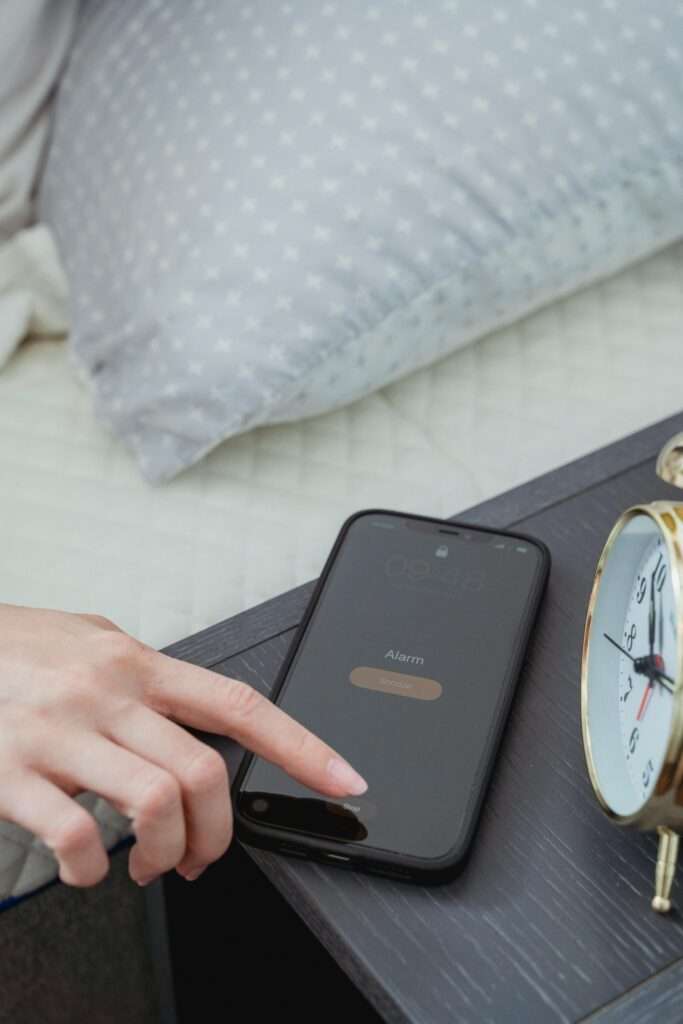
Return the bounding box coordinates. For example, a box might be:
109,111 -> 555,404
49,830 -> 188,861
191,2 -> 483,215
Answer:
251,797 -> 270,814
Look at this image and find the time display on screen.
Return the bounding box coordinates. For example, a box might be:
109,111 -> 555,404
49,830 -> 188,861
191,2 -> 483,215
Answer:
384,553 -> 486,593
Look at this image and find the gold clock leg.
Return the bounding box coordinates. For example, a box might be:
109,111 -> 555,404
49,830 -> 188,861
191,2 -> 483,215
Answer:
652,827 -> 679,913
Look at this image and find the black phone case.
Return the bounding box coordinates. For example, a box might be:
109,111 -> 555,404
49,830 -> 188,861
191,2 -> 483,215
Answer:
233,508 -> 550,884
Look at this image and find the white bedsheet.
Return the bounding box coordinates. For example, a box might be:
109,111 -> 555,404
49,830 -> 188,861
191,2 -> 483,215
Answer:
0,224 -> 68,368
1,241 -> 682,900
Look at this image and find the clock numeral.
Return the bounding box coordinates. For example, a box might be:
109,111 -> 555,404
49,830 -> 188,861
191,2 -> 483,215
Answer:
621,675 -> 633,703
642,758 -> 654,789
636,577 -> 647,604
629,727 -> 639,755
656,561 -> 668,593
625,623 -> 637,652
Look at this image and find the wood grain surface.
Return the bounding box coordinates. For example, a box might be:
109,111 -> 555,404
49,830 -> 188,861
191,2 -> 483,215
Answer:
585,957 -> 683,1022
168,414 -> 683,1023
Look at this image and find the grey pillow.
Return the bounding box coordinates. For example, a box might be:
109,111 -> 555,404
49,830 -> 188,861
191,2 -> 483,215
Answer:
40,0 -> 683,482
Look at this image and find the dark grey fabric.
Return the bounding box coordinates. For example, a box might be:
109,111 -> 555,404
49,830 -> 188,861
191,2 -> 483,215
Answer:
0,847 -> 159,1024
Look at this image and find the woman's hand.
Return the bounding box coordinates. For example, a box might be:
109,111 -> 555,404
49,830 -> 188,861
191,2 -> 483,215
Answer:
0,604 -> 366,887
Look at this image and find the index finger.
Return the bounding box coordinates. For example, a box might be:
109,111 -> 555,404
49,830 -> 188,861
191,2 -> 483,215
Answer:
143,650 -> 368,798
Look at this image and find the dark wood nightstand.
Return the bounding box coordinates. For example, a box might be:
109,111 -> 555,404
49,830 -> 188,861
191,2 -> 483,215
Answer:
150,412 -> 683,1024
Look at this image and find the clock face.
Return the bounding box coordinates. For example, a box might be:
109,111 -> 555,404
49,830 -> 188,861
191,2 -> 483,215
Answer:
584,513 -> 679,818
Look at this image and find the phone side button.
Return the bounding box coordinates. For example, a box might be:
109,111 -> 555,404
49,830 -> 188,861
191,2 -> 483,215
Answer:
326,853 -> 350,863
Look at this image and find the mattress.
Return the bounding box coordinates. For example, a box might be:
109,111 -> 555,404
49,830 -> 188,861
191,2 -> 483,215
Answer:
1,239 -> 683,902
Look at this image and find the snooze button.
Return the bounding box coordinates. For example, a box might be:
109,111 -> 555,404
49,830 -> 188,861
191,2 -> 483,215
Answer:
349,666 -> 443,701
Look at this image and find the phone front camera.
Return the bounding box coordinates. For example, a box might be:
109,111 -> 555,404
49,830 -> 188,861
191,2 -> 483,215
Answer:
251,797 -> 270,814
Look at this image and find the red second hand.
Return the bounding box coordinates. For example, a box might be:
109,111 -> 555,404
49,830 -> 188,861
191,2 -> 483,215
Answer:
636,681 -> 653,722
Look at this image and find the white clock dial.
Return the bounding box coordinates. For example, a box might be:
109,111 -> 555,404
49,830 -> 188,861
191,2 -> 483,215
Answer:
584,513 -> 679,818
617,536 -> 676,804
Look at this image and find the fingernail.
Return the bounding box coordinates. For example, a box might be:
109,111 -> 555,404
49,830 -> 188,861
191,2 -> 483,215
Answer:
136,874 -> 160,887
326,757 -> 368,796
184,866 -> 207,882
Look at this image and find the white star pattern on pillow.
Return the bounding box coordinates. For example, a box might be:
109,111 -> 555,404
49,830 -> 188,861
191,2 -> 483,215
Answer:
40,0 -> 683,481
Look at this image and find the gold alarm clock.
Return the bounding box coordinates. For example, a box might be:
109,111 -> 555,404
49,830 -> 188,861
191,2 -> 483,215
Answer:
581,434 -> 683,913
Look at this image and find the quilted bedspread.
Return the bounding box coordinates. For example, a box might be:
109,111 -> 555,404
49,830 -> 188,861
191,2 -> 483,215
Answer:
1,241 -> 683,903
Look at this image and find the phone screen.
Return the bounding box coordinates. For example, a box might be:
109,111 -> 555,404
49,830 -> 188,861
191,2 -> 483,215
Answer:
238,512 -> 546,863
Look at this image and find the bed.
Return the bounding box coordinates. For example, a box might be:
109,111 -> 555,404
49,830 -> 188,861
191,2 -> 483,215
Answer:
1,233 -> 682,914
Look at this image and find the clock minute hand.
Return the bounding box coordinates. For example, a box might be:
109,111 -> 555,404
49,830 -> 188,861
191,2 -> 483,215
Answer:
649,572 -> 656,658
603,632 -> 638,662
639,572 -> 658,720
649,660 -> 675,692
650,668 -> 675,693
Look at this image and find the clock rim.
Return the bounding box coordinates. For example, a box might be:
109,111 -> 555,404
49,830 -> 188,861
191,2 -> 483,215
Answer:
581,501 -> 683,830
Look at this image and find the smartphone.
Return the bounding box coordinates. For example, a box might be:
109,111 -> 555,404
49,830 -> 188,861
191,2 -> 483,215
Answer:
234,509 -> 549,883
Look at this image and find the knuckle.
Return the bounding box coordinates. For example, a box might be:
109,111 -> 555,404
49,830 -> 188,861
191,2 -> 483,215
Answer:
81,613 -> 117,630
0,712 -> 37,759
0,767 -> 28,813
197,816 -> 233,865
84,859 -> 110,887
290,725 -> 317,765
223,680 -> 264,722
215,822 -> 233,860
50,810 -> 99,859
96,632 -> 144,671
61,857 -> 109,889
136,771 -> 181,822
182,748 -> 227,797
94,615 -> 116,629
96,615 -> 118,631
50,667 -> 99,712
